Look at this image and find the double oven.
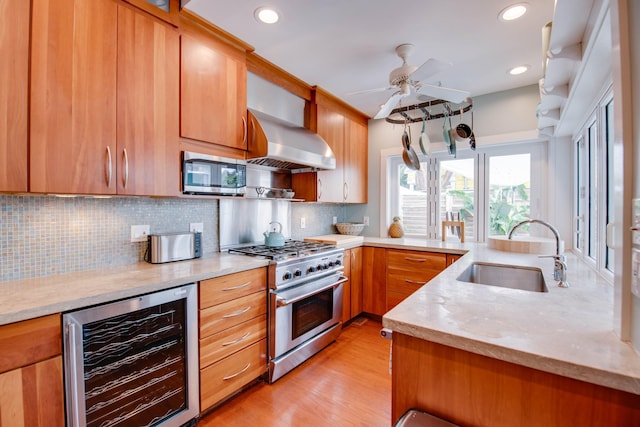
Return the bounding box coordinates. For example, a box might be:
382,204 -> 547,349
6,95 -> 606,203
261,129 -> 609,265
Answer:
230,241 -> 346,383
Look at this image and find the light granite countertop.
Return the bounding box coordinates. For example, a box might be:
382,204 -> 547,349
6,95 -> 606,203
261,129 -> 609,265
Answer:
2,235 -> 638,396
0,253 -> 269,326
374,238 -> 640,396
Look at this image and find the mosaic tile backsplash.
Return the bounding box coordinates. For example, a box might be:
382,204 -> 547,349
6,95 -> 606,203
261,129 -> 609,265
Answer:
0,195 -> 218,282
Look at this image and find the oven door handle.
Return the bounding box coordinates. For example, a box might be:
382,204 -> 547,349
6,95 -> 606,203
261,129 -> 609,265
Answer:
276,276 -> 348,308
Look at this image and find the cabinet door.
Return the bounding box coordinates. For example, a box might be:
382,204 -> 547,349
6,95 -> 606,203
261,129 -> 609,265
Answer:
344,118 -> 368,203
341,249 -> 352,323
350,246 -> 363,317
180,34 -> 247,150
0,357 -> 64,426
362,247 -> 387,316
0,0 -> 28,192
31,0 -> 118,194
117,6 -> 180,196
316,104 -> 344,202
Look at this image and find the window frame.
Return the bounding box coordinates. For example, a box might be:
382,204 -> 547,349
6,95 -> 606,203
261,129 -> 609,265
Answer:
572,86 -> 615,282
382,140 -> 547,242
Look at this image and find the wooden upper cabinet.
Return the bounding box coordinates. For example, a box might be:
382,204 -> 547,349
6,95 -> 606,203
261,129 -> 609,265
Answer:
117,6 -> 180,196
345,118 -> 368,203
316,104 -> 345,202
180,34 -> 248,150
0,0 -> 29,192
294,91 -> 368,204
123,0 -> 179,26
30,0 -> 118,194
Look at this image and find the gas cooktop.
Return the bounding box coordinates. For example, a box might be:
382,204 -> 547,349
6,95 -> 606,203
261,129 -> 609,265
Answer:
228,240 -> 337,261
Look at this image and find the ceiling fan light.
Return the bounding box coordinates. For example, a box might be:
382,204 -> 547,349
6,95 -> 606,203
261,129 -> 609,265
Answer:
499,3 -> 529,22
254,7 -> 280,24
509,65 -> 529,75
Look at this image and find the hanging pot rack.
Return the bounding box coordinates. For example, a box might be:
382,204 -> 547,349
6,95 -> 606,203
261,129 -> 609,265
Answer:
385,98 -> 473,124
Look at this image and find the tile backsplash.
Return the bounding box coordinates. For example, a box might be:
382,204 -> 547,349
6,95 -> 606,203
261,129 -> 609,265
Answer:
0,195 -> 217,282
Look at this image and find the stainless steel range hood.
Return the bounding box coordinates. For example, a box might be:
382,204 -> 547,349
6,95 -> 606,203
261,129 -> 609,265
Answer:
246,109 -> 336,171
246,73 -> 335,171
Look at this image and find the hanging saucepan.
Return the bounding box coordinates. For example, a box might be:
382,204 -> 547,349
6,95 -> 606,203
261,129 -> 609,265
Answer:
442,110 -> 451,148
447,113 -> 457,158
469,111 -> 476,150
418,113 -> 431,156
402,124 -> 421,170
454,109 -> 472,142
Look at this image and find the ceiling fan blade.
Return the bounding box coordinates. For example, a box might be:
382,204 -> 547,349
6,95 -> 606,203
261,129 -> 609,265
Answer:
374,92 -> 406,119
346,86 -> 393,97
409,58 -> 452,83
418,83 -> 470,103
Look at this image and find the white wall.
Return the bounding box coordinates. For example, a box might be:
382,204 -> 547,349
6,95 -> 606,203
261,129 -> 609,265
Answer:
347,84 -> 562,238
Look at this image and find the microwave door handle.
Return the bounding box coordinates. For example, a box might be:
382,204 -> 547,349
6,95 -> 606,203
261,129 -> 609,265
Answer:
276,276 -> 348,308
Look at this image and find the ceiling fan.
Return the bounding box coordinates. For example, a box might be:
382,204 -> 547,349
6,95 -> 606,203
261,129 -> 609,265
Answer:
356,44 -> 471,119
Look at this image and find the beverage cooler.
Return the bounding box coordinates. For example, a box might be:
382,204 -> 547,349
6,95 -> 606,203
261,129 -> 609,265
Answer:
63,284 -> 199,427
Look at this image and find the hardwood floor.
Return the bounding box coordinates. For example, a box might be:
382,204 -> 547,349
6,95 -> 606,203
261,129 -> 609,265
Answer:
198,318 -> 392,427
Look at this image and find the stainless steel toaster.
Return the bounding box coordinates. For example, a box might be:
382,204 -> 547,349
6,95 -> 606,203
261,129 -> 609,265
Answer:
147,232 -> 202,264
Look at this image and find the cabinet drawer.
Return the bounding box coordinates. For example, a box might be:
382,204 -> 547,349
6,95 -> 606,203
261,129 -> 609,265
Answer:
200,315 -> 266,369
200,338 -> 267,411
0,314 -> 61,374
386,250 -> 446,283
200,291 -> 266,337
387,275 -> 429,295
200,268 -> 266,309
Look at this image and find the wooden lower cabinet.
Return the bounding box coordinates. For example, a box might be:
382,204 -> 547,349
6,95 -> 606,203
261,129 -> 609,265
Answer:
200,339 -> 267,411
386,250 -> 446,310
198,268 -> 268,412
446,253 -> 462,266
341,247 -> 363,323
0,314 -> 64,426
362,247 -> 387,316
392,333 -> 640,427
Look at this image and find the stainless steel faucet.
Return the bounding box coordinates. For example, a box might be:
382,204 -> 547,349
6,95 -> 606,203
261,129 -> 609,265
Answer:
508,219 -> 569,288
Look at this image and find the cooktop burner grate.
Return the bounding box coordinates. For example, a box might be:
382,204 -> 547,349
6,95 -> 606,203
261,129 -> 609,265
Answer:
228,240 -> 336,261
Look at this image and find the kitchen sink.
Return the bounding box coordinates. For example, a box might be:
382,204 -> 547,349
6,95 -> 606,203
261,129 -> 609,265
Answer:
456,262 -> 548,293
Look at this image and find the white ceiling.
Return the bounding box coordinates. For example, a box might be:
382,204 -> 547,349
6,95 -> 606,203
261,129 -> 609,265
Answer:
184,0 -> 556,118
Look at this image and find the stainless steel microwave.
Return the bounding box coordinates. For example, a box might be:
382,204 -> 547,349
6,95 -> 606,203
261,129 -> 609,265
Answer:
182,151 -> 246,196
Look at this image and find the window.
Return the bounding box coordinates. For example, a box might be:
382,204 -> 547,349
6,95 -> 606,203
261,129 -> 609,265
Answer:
385,142 -> 545,241
573,88 -> 614,278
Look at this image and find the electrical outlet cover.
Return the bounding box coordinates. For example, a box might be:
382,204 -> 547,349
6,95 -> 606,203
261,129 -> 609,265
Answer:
190,222 -> 204,233
131,225 -> 150,242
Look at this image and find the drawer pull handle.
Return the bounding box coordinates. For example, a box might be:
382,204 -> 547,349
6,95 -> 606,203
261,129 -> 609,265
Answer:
405,257 -> 427,262
405,279 -> 427,285
222,332 -> 251,347
222,281 -> 252,291
223,363 -> 251,380
222,306 -> 251,318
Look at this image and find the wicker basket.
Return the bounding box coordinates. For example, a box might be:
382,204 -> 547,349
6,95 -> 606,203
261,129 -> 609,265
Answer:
335,222 -> 365,235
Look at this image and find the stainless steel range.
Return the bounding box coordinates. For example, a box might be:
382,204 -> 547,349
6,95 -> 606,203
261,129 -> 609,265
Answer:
230,241 -> 346,383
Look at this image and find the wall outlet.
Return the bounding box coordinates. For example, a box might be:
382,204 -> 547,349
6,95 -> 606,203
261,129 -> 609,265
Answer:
332,216 -> 337,224
300,217 -> 306,229
131,225 -> 150,242
363,216 -> 370,226
190,222 -> 204,234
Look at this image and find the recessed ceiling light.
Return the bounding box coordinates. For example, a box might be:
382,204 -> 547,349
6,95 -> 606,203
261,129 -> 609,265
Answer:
254,6 -> 280,24
509,65 -> 530,75
499,3 -> 529,21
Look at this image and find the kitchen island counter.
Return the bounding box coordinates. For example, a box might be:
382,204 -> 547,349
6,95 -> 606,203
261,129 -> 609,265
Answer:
380,242 -> 640,396
0,253 -> 269,325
